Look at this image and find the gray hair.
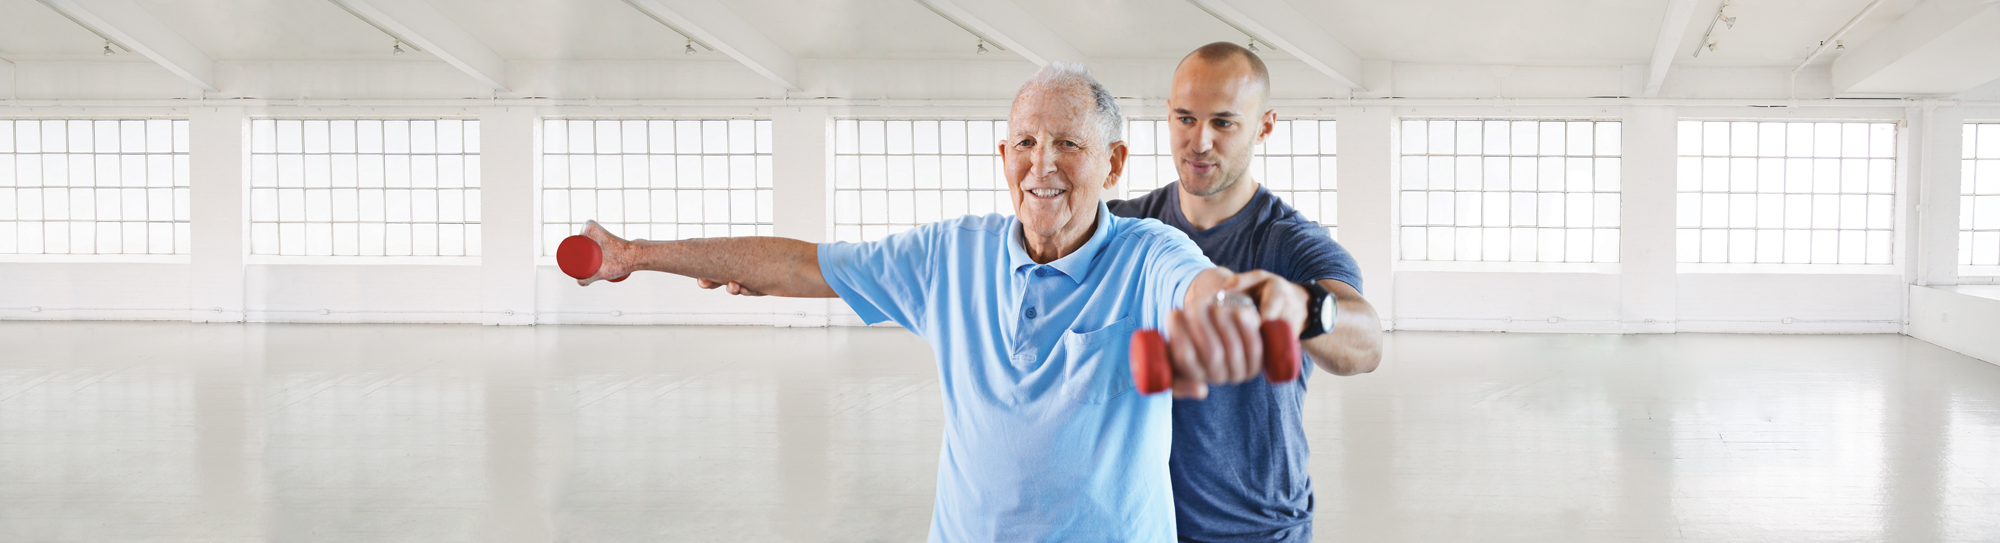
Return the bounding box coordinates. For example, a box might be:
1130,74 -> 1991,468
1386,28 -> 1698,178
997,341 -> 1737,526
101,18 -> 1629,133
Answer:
1014,62 -> 1124,145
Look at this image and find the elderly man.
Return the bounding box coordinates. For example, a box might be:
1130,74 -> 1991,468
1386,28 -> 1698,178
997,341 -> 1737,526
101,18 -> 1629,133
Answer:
1108,42 -> 1384,542
574,63 -> 1307,542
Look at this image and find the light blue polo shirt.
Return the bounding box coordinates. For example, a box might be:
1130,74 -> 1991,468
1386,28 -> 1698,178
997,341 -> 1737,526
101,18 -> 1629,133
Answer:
818,202 -> 1213,542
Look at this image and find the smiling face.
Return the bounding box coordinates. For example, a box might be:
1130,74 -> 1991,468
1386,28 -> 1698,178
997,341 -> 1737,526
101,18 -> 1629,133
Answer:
1000,82 -> 1127,259
1169,54 -> 1273,198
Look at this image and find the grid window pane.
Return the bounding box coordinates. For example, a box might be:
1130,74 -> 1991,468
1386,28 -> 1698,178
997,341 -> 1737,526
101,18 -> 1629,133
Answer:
1965,123 -> 2000,269
1122,119 -> 1337,229
250,119 -> 480,257
541,119 -> 771,253
0,119 -> 190,254
1678,121 -> 1896,265
833,119 -> 1009,242
1399,120 -> 1620,263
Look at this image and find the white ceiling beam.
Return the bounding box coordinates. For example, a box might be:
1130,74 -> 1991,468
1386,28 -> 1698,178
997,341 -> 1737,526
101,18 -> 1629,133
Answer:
623,0 -> 801,92
36,0 -> 216,91
328,0 -> 508,91
915,0 -> 1087,67
1643,0 -> 1701,97
1832,0 -> 2000,95
1185,0 -> 1364,91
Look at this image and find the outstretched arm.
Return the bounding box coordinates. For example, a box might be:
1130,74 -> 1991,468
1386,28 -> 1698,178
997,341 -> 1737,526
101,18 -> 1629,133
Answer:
1303,279 -> 1382,376
579,221 -> 838,298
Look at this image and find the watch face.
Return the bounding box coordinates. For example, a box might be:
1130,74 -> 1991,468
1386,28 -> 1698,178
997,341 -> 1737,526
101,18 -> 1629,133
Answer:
1317,293 -> 1337,331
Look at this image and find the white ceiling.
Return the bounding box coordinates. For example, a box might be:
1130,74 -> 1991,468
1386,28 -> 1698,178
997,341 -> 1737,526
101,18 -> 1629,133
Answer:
0,0 -> 1970,72
0,0 -> 143,61
426,0 -> 702,60
1671,0 -> 1924,67
725,0 -> 1024,61
1294,0 -> 1664,66
132,0 -> 440,61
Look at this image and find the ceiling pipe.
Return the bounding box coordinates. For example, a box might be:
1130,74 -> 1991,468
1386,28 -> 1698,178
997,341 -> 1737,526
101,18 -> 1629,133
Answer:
1790,0 -> 1888,96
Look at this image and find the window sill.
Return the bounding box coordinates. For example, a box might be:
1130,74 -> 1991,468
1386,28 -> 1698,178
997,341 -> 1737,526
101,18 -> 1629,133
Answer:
244,256 -> 482,266
1676,263 -> 1900,275
1396,261 -> 1621,274
0,254 -> 190,264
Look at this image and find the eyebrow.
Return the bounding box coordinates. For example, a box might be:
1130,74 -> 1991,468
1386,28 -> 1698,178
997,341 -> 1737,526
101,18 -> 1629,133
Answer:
1172,108 -> 1240,118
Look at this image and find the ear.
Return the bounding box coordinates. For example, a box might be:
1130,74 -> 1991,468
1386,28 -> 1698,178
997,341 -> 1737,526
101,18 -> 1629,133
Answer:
1253,109 -> 1277,146
1103,140 -> 1129,191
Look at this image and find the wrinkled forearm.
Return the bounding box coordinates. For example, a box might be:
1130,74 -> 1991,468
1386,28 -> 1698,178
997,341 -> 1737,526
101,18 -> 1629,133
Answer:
632,237 -> 838,298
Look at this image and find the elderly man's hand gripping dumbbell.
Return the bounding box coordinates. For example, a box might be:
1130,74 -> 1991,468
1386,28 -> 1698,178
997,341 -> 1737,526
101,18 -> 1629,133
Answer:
1133,270 -> 1307,399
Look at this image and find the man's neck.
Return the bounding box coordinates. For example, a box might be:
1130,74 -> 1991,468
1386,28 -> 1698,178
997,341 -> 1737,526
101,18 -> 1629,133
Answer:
1021,212 -> 1099,264
1178,176 -> 1258,231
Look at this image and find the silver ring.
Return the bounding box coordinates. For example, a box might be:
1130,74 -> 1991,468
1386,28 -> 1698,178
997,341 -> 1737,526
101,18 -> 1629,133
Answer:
1213,290 -> 1256,309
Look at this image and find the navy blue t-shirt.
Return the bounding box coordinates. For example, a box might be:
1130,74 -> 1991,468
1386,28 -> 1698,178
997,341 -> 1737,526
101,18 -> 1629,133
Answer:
1109,182 -> 1362,543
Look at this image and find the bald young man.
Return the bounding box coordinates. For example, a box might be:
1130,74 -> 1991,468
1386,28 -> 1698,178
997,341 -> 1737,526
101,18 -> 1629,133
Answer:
1107,42 -> 1384,542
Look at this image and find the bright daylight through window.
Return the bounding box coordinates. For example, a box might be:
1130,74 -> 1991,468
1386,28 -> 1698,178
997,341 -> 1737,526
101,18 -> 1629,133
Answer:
832,120 -> 1009,243
1122,119 -> 1338,235
1399,120 -> 1622,263
1965,123 -> 2000,270
0,120 -> 190,255
249,119 -> 481,257
541,119 -> 772,254
1676,121 -> 1896,266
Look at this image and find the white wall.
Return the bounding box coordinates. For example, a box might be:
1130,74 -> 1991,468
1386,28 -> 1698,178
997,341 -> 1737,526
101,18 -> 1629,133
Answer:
1908,285 -> 2000,365
3,59 -> 1996,335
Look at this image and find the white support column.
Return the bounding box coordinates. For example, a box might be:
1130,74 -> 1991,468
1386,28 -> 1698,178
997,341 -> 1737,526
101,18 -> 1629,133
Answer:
188,106 -> 245,322
480,106 -> 537,325
1621,106 -> 1678,333
771,105 -> 831,327
1336,106 -> 1394,329
1914,105 -> 1965,287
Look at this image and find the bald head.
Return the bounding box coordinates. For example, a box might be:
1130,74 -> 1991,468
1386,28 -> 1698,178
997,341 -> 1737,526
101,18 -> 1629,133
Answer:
1176,41 -> 1271,113
1166,42 -> 1276,200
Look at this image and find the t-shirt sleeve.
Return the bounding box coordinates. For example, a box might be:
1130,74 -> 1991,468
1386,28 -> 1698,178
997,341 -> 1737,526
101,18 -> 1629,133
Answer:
1277,222 -> 1365,295
817,223 -> 939,332
1138,230 -> 1214,331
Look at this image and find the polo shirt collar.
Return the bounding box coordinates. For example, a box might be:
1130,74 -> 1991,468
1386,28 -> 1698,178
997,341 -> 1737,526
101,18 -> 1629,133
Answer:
1007,201 -> 1113,283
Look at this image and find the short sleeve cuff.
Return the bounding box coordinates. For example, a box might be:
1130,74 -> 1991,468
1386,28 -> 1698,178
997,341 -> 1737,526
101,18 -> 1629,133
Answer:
817,242 -> 894,325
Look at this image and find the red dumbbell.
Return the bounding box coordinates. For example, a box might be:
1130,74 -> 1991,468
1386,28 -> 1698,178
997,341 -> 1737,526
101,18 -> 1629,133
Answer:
557,235 -> 629,283
1129,320 -> 1299,395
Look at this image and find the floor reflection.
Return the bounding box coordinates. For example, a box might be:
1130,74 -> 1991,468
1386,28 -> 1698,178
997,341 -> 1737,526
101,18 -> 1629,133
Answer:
1,322 -> 1995,542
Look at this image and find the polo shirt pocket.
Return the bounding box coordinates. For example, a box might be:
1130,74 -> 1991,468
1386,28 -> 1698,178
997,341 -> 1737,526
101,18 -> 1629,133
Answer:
1056,316 -> 1137,404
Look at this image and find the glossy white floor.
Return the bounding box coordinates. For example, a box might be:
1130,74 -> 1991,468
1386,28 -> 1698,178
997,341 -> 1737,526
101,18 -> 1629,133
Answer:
2,322 -> 1996,543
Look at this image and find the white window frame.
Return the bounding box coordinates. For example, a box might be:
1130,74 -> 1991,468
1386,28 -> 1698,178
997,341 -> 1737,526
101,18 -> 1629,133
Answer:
537,118 -> 773,256
1121,118 -> 1339,235
1961,122 -> 2000,276
830,119 -> 1011,243
0,119 -> 191,262
1395,118 -> 1623,271
1674,120 -> 1901,274
246,118 -> 482,264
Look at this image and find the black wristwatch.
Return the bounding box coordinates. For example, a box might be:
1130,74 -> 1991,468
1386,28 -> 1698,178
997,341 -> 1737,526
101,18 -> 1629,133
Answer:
1299,281 -> 1336,340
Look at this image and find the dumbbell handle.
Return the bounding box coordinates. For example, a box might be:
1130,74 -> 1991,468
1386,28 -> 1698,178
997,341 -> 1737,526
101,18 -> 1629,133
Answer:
557,235 -> 629,283
1129,320 -> 1299,395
